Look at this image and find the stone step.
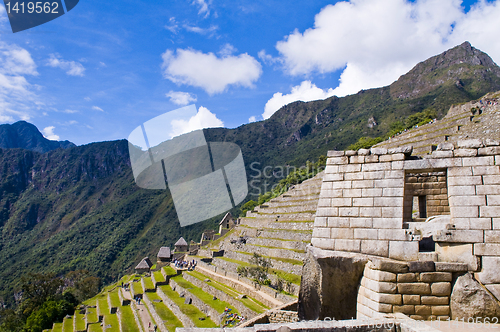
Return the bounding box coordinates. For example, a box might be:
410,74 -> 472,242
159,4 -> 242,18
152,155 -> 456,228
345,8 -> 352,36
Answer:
220,252 -> 303,275
254,203 -> 318,214
265,196 -> 320,207
245,237 -> 307,251
239,218 -> 314,230
239,228 -> 312,242
245,211 -> 316,220
223,243 -> 306,262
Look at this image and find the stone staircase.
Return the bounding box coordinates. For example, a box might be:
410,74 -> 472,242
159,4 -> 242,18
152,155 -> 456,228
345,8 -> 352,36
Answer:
375,91 -> 500,156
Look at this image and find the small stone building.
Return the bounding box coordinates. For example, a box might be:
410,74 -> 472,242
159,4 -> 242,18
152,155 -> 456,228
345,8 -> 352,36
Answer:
200,229 -> 216,246
135,257 -> 153,274
174,237 -> 188,252
157,247 -> 171,262
303,140 -> 500,322
219,212 -> 235,235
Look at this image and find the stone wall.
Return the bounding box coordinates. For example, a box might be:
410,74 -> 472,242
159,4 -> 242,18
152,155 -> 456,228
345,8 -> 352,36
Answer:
311,140 -> 500,320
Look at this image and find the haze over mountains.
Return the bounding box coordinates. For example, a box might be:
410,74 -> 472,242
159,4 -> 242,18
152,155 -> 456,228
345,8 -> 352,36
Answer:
1,41 -> 499,304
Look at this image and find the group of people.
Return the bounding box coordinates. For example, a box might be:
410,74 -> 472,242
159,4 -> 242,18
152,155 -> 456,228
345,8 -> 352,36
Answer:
134,295 -> 142,305
173,258 -> 197,270
222,307 -> 245,327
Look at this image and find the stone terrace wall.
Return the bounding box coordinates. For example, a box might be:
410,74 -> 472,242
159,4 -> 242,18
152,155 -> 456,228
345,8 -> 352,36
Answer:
312,140 -> 500,307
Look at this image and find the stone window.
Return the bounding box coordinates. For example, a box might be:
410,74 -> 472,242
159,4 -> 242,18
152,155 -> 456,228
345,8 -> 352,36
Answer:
403,169 -> 449,222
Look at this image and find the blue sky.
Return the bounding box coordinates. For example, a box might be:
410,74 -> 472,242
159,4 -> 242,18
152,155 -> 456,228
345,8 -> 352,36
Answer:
0,0 -> 498,145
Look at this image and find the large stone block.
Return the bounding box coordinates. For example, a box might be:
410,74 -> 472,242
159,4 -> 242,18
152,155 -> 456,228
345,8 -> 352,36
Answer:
450,206 -> 479,218
311,238 -> 335,250
359,207 -> 382,218
327,217 -> 350,228
481,206 -> 500,218
474,243 -> 500,256
374,178 -> 405,188
312,228 -> 330,238
373,218 -> 403,230
397,283 -> 431,295
454,148 -> 477,157
382,207 -> 404,218
462,156 -> 495,166
487,195 -> 500,206
448,167 -> 472,176
334,239 -> 361,252
316,207 -> 339,217
448,175 -> 482,186
476,257 -> 500,284
421,296 -> 449,305
339,164 -> 362,173
327,150 -> 345,157
435,243 -> 479,271
408,261 -> 435,272
331,228 -> 353,239
298,247 -> 369,320
360,240 -> 388,256
362,163 -> 391,171
362,277 -> 397,294
403,295 -> 420,305
449,195 -> 485,206
331,197 -> 353,207
448,185 -> 476,196
419,272 -> 452,283
383,188 -> 404,196
342,189 -> 362,197
431,282 -> 451,296
457,139 -> 483,149
349,217 -> 373,228
450,273 -> 500,319
349,155 -> 365,164
389,241 -> 418,261
363,171 -> 385,180
472,166 -> 500,175
369,258 -> 408,273
352,197 -> 374,207
377,228 -> 407,241
339,207 -> 359,217
352,180 -> 375,189
323,173 -> 344,182
398,273 -> 417,283
434,262 -> 468,272
478,147 -> 500,156
374,197 -> 404,207
362,188 -> 383,197
324,165 -> 340,174
363,265 -> 397,282
327,156 -> 348,165
314,217 -> 327,227
477,185 -> 500,195
485,230 -> 500,243
354,229 -> 378,240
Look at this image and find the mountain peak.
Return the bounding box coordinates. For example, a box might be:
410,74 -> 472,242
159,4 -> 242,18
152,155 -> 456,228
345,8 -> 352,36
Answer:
390,41 -> 500,100
0,121 -> 75,153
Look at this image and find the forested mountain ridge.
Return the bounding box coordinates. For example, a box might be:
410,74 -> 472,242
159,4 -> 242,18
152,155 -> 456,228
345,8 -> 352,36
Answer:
1,41 -> 500,305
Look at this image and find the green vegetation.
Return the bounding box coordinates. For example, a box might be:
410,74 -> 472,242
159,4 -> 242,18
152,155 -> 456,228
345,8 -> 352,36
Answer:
162,266 -> 178,277
142,277 -> 155,290
153,271 -> 165,283
236,253 -> 272,285
108,291 -> 121,309
347,108 -> 437,150
119,305 -> 141,332
131,281 -> 143,296
170,275 -> 237,314
158,285 -> 217,328
145,293 -> 183,332
187,271 -> 268,313
74,312 -> 86,331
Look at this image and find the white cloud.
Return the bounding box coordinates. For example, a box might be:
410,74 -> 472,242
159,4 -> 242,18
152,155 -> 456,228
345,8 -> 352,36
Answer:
84,97 -> 91,101
166,91 -> 197,105
263,81 -> 335,119
248,116 -> 257,123
63,109 -> 79,114
183,24 -> 218,35
192,0 -> 210,17
42,126 -> 60,140
218,44 -> 236,57
170,106 -> 224,138
92,106 -> 104,112
47,54 -> 85,76
165,17 -> 179,33
274,0 -> 500,97
0,43 -> 41,123
258,50 -> 282,66
162,48 -> 262,95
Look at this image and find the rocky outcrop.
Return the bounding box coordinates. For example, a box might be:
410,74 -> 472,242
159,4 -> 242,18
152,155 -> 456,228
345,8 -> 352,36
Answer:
450,273 -> 500,320
298,246 -> 369,321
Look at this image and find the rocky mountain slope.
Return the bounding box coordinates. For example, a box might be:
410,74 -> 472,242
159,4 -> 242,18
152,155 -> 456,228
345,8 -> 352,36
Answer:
1,41 -> 500,306
0,121 -> 75,153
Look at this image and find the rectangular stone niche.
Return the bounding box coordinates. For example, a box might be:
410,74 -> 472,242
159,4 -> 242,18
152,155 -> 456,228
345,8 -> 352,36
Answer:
403,169 -> 449,222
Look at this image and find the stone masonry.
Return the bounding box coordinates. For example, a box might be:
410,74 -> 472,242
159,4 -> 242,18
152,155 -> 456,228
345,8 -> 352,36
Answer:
310,140 -> 500,320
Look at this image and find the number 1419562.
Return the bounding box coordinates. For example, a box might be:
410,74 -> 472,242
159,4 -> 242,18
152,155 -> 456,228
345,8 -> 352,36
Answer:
5,2 -> 59,14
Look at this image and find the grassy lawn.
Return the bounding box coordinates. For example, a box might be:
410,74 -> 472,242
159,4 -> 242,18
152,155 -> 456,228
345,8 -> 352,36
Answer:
247,243 -> 306,253
86,306 -> 99,324
75,312 -> 86,331
143,277 -> 155,290
163,265 -> 178,276
109,291 -> 121,308
158,285 -> 217,328
52,322 -> 63,332
153,270 -> 166,283
61,316 -> 73,332
187,271 -> 268,313
97,296 -> 110,316
145,293 -> 183,332
171,275 -> 237,314
103,312 -> 120,332
271,269 -> 301,286
203,228 -> 236,248
119,305 -> 141,332
131,280 -> 143,296
87,322 -> 102,332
